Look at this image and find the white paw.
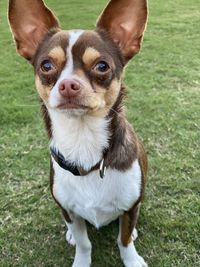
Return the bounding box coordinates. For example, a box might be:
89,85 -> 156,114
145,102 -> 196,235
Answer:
132,228 -> 138,241
124,254 -> 148,267
124,258 -> 147,267
118,240 -> 147,267
66,229 -> 76,246
135,254 -> 148,267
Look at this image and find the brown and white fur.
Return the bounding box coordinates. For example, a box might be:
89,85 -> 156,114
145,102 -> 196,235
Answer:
8,0 -> 148,266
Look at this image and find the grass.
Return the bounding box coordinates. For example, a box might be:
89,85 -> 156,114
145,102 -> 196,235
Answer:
0,0 -> 200,266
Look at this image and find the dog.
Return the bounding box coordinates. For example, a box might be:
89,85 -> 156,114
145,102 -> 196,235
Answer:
8,0 -> 148,266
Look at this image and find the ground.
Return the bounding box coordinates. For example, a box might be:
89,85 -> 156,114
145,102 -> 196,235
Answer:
0,0 -> 199,266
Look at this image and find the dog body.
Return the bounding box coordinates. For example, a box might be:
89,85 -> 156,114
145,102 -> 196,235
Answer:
9,1 -> 148,266
48,31 -> 143,229
52,116 -> 142,228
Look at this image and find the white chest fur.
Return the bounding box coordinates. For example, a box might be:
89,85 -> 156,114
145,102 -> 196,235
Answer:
49,111 -> 110,171
49,111 -> 142,228
53,160 -> 142,228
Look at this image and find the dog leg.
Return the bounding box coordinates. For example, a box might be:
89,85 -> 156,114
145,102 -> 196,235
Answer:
118,207 -> 147,267
66,216 -> 92,267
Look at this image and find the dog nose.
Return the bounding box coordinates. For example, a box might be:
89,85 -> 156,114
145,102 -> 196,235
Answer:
59,79 -> 81,97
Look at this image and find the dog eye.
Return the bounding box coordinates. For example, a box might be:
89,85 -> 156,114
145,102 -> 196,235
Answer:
41,60 -> 54,72
94,61 -> 110,73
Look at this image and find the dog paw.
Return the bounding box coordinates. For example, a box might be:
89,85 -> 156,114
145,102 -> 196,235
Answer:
124,260 -> 147,267
135,254 -> 148,267
118,240 -> 147,267
66,229 -> 76,246
124,255 -> 148,267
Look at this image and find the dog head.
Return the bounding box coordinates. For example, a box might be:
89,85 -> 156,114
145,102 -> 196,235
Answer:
8,0 -> 148,117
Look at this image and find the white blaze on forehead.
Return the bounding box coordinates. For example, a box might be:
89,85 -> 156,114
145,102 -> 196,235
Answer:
62,30 -> 84,76
49,30 -> 84,108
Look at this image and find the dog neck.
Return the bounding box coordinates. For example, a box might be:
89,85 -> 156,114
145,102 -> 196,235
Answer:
48,109 -> 110,171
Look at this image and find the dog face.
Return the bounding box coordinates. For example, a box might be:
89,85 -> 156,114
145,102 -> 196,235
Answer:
33,29 -> 124,117
8,0 -> 148,117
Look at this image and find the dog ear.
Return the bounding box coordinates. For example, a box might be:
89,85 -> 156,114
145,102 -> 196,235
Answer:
96,0 -> 148,62
8,0 -> 60,60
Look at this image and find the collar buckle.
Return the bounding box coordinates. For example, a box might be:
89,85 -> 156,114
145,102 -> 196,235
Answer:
99,158 -> 106,179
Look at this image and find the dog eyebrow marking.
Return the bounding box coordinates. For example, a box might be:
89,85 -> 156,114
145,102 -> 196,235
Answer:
48,46 -> 65,65
82,47 -> 100,66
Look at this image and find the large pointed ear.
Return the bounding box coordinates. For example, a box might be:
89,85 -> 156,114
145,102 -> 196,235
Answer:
8,0 -> 60,60
96,0 -> 148,62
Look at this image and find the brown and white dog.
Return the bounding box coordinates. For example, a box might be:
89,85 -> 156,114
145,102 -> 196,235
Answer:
8,0 -> 148,266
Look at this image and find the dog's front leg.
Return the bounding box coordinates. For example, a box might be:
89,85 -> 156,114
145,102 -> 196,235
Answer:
118,210 -> 147,267
66,216 -> 92,267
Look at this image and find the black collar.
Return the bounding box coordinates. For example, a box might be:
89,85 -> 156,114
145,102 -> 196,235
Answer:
50,146 -> 106,179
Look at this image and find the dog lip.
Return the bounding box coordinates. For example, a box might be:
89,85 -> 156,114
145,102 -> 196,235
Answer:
56,101 -> 87,110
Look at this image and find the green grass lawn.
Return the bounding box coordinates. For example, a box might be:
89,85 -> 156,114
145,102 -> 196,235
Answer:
0,0 -> 200,266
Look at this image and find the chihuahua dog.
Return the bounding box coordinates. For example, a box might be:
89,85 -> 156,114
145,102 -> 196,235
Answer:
8,0 -> 148,266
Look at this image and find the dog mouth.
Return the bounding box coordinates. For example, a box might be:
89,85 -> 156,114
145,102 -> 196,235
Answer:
52,96 -> 105,114
57,103 -> 86,109
56,99 -> 88,110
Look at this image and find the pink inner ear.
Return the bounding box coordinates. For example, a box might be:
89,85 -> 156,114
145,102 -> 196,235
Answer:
23,22 -> 48,43
111,22 -> 141,58
17,25 -> 39,59
17,23 -> 51,60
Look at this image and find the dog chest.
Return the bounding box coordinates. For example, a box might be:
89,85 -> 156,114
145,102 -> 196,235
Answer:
52,159 -> 142,228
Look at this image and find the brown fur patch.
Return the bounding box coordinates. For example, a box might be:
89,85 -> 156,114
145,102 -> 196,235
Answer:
33,32 -> 68,90
119,143 -> 148,247
33,30 -> 68,70
121,212 -> 133,246
41,102 -> 52,138
121,205 -> 140,247
48,46 -> 65,66
103,86 -> 139,172
138,141 -> 148,199
82,47 -> 100,67
35,75 -> 51,102
104,78 -> 121,107
72,30 -> 124,80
